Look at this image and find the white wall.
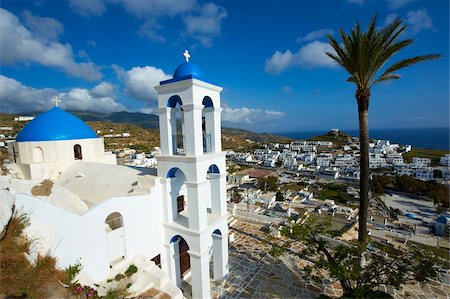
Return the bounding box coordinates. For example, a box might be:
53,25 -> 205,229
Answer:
15,182 -> 165,283
9,138 -> 116,180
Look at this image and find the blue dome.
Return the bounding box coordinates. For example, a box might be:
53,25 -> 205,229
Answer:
406,213 -> 415,219
173,62 -> 203,79
16,107 -> 97,142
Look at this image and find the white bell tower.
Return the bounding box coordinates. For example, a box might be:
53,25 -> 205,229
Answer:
156,51 -> 229,299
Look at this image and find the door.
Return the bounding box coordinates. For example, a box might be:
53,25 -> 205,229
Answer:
179,238 -> 190,276
105,212 -> 126,264
177,195 -> 185,213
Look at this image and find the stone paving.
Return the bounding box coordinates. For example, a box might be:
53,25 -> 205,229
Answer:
210,219 -> 342,298
206,218 -> 450,299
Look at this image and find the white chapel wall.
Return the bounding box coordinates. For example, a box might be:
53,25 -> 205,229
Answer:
15,184 -> 165,282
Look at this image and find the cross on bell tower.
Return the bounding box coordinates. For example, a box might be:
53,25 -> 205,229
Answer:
183,50 -> 190,62
154,54 -> 229,299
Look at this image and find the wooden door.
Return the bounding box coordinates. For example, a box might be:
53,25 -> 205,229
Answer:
177,195 -> 185,213
179,238 -> 190,276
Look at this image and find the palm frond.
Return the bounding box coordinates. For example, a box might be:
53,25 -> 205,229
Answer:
327,14 -> 442,91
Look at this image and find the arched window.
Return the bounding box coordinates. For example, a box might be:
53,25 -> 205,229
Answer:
105,212 -> 123,231
167,96 -> 185,156
74,144 -> 82,160
33,146 -> 44,162
202,96 -> 214,153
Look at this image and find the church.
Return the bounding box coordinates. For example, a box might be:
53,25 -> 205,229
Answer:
5,54 -> 229,299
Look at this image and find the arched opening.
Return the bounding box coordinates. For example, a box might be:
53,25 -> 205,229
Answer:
202,96 -> 214,153
167,168 -> 189,222
210,228 -> 227,281
33,146 -> 44,162
105,212 -> 126,265
74,144 -> 82,160
170,235 -> 191,281
207,164 -> 221,214
168,96 -> 185,156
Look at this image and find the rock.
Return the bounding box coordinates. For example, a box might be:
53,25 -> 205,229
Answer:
0,190 -> 15,238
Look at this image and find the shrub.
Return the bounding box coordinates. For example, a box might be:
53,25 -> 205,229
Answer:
125,264 -> 138,277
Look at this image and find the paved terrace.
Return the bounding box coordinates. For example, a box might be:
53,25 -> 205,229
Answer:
204,218 -> 450,299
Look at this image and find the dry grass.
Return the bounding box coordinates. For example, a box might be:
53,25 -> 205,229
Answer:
31,179 -> 53,196
0,213 -> 66,298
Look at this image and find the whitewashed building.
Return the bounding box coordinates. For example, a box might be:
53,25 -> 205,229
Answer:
440,154 -> 450,166
6,55 -> 229,299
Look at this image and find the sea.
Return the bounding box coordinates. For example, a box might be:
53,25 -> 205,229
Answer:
274,127 -> 450,151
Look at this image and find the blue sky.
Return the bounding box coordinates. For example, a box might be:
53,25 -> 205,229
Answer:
1,0 -> 448,132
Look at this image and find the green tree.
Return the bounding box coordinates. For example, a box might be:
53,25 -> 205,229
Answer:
326,17 -> 441,244
269,217 -> 440,297
256,176 -> 278,192
275,190 -> 284,201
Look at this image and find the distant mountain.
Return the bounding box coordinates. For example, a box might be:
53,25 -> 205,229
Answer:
222,127 -> 292,143
71,111 -> 291,143
70,110 -> 159,129
7,110 -> 291,144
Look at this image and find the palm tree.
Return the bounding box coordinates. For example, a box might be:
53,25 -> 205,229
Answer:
326,17 -> 441,245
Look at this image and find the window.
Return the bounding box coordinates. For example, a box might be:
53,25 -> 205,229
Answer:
74,144 -> 82,160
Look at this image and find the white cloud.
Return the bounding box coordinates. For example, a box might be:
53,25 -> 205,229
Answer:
387,0 -> 412,9
23,10 -> 63,41
0,8 -> 101,81
264,50 -> 295,75
117,65 -> 171,102
108,0 -> 197,42
0,75 -> 125,113
0,75 -> 57,113
407,8 -> 434,35
70,0 -> 106,16
60,84 -> 126,113
70,0 -> 227,46
183,3 -> 227,47
221,104 -> 285,125
265,41 -> 337,74
297,28 -> 334,43
90,82 -> 114,97
113,0 -> 196,19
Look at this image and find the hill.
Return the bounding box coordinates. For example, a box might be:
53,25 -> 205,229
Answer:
0,111 -> 291,153
307,130 -> 352,146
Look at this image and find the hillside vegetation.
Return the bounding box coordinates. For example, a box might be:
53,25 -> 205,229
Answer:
0,112 -> 291,154
404,148 -> 449,166
307,130 -> 352,146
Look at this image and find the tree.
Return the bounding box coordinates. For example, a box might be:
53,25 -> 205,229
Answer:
275,190 -> 284,201
256,176 -> 278,192
269,216 -> 441,297
326,17 -> 441,244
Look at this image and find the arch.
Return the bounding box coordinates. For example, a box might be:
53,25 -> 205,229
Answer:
105,212 -> 123,231
167,167 -> 181,178
169,235 -> 191,279
105,212 -> 126,264
202,96 -> 214,108
74,144 -> 82,160
212,229 -> 222,236
167,95 -> 183,108
33,146 -> 44,162
208,164 -> 220,174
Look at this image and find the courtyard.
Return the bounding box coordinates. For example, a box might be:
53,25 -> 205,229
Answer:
203,218 -> 450,299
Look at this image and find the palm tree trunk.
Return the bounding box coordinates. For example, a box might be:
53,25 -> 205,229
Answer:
357,92 -> 370,245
